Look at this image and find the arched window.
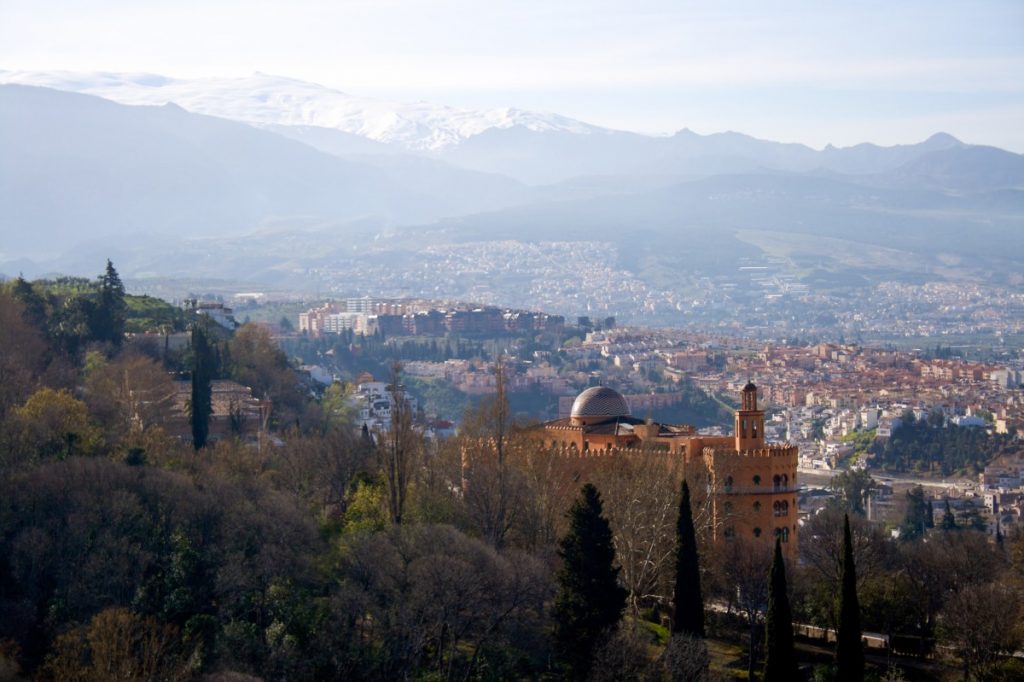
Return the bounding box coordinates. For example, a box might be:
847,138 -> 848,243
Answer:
724,475 -> 733,493
775,527 -> 789,542
783,474 -> 789,486
753,501 -> 762,512
753,527 -> 762,538
773,474 -> 782,491
724,527 -> 735,539
723,501 -> 733,514
773,501 -> 780,516
753,475 -> 761,486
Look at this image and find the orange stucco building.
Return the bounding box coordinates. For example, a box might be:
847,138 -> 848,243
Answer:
534,382 -> 798,555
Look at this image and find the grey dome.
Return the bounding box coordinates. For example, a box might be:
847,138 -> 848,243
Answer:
571,387 -> 630,419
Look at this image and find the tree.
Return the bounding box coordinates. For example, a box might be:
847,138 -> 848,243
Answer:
661,633 -> 711,682
6,387 -> 102,466
835,514 -> 864,682
381,362 -> 418,525
0,291 -> 46,420
460,358 -> 524,549
942,499 -> 957,530
710,538 -> 772,679
594,444 -> 683,617
43,608 -> 192,682
190,322 -> 214,450
763,538 -> 798,682
94,259 -> 127,347
84,351 -> 175,443
830,468 -> 873,515
939,582 -> 1022,681
553,483 -> 627,680
900,485 -> 928,541
673,479 -> 705,637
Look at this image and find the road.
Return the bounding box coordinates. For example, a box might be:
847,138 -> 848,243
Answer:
797,466 -> 974,492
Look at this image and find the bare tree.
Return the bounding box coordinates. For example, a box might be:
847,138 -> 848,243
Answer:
594,446 -> 682,617
270,426 -> 371,519
800,506 -> 890,632
901,529 -> 1005,638
460,358 -> 524,548
712,538 -> 773,680
939,582 -> 1022,681
662,632 -> 711,682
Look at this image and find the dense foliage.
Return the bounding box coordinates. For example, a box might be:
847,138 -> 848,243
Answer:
873,413 -> 1018,475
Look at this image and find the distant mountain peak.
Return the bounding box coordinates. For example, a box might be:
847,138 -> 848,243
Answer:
0,69 -> 601,151
923,132 -> 963,148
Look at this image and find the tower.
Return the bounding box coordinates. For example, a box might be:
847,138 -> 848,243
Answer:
735,381 -> 765,452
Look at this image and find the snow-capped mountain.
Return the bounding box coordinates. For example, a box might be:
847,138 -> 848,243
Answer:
0,70 -> 602,151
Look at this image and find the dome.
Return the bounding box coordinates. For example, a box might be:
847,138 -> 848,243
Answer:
570,387 -> 631,420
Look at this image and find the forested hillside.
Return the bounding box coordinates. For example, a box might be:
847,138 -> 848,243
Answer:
2,263 -> 1023,680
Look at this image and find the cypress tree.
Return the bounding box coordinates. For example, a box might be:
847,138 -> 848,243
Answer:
672,479 -> 705,637
926,499 -> 935,528
835,514 -> 864,682
553,483 -> 627,681
190,322 -> 213,450
763,538 -> 797,682
942,499 -> 957,530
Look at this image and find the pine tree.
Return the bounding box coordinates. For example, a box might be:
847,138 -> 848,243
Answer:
190,322 -> 213,450
95,259 -> 127,346
835,514 -> 864,682
763,538 -> 798,682
672,479 -> 705,637
553,483 -> 627,681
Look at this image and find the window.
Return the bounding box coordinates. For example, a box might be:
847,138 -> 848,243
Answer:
724,475 -> 733,493
773,474 -> 782,491
753,527 -> 762,538
753,475 -> 761,486
773,501 -> 789,517
724,527 -> 735,539
723,501 -> 734,514
775,527 -> 790,542
753,501 -> 762,512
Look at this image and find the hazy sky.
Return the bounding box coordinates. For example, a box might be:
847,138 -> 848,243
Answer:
3,0 -> 1023,150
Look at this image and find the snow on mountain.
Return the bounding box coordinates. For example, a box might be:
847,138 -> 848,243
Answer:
0,70 -> 602,151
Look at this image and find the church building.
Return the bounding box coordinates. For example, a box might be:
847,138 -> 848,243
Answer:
533,382 -> 799,555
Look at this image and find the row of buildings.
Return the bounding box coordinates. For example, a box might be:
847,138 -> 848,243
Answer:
298,299 -> 565,337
